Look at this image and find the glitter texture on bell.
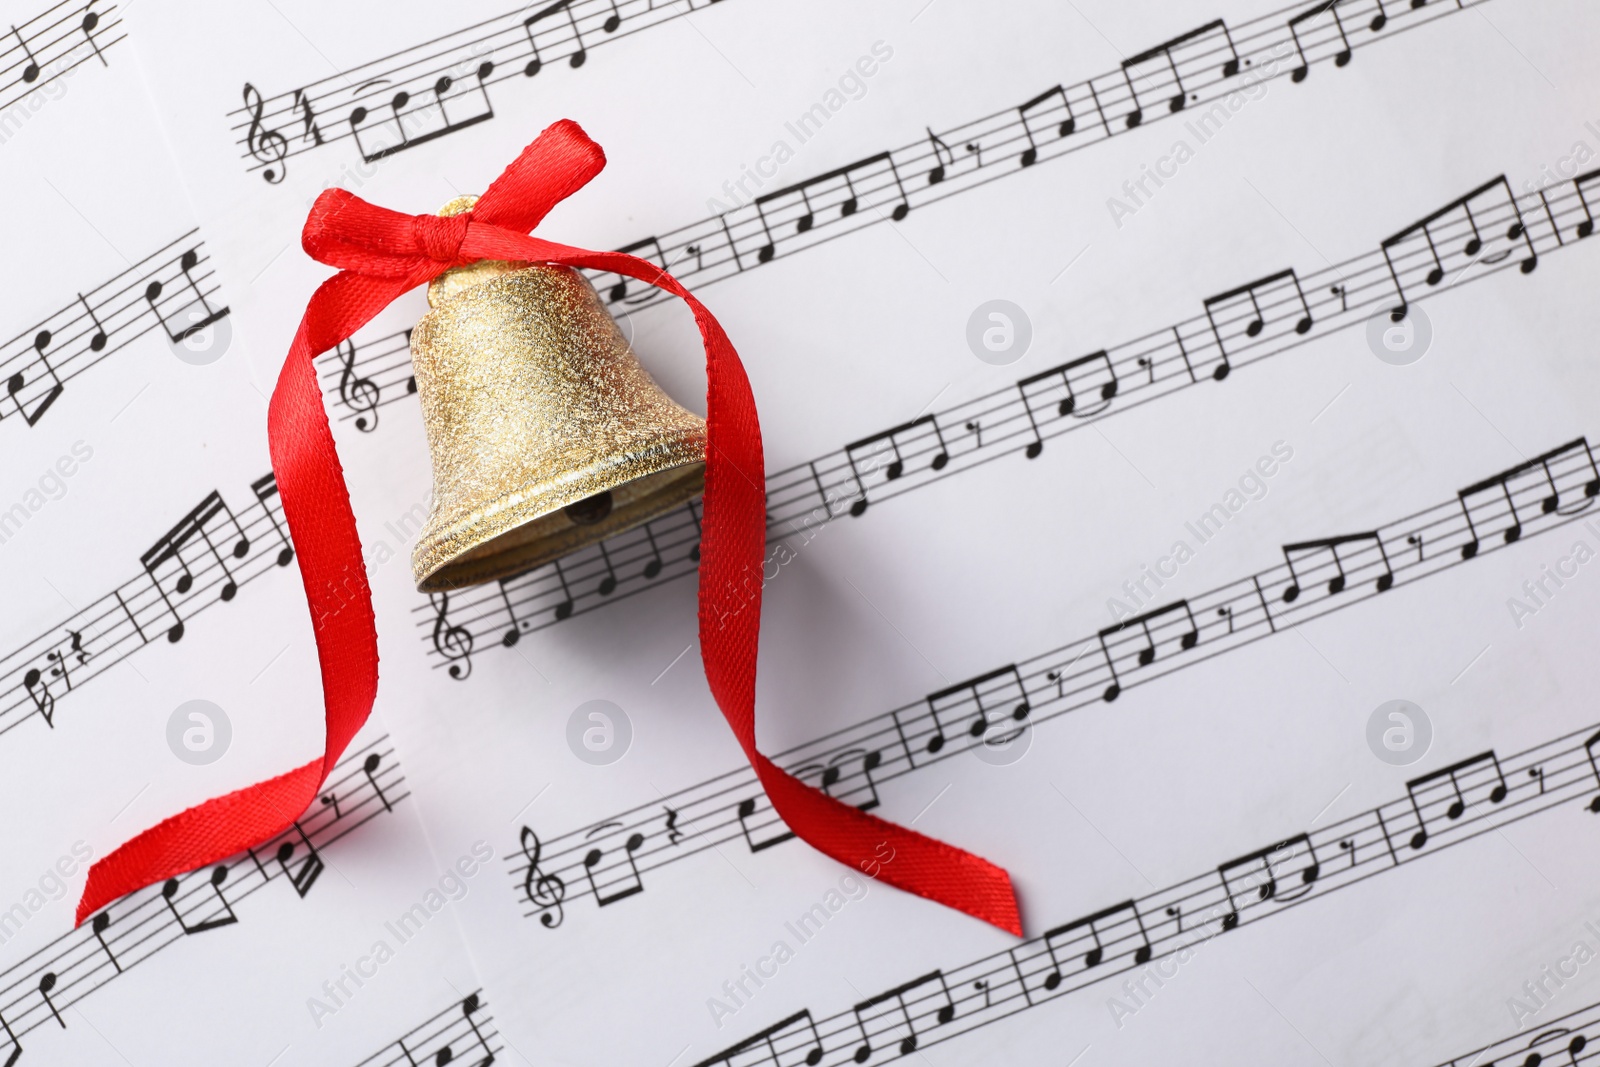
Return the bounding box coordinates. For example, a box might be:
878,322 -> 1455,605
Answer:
409,196 -> 706,592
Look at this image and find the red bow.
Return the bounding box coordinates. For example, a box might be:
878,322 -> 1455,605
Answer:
76,120 -> 1021,936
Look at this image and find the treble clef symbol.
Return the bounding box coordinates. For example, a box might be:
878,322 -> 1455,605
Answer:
336,340 -> 381,432
520,826 -> 566,929
429,592 -> 474,680
242,82 -> 289,184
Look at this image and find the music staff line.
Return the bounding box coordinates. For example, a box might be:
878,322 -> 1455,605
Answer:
685,721 -> 1600,1067
1428,993 -> 1600,1067
415,164 -> 1594,677
234,0 -> 730,182
0,738 -> 405,1062
354,990 -> 498,1067
0,231 -> 230,432
504,435 -> 1600,924
0,471 -> 294,740
1,0 -> 120,113
298,0 -> 1478,322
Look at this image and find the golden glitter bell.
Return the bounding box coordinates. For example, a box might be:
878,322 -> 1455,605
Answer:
409,196 -> 706,592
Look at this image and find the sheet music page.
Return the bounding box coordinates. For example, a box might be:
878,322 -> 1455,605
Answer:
30,0 -> 1600,1062
0,8 -> 491,1065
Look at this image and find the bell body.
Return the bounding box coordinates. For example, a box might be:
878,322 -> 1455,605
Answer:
410,259 -> 706,591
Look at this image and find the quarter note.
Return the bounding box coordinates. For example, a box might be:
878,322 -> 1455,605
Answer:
78,293 -> 108,351
91,911 -> 121,972
1280,531 -> 1393,600
596,542 -> 618,596
37,973 -> 62,1028
12,25 -> 40,83
925,127 -> 954,184
602,0 -> 623,31
363,751 -> 392,811
1017,85 -> 1076,166
1404,751 -> 1507,849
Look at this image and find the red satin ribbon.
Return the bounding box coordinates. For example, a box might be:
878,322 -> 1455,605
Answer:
76,120 -> 1021,936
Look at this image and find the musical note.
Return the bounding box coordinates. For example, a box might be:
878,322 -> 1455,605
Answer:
12,24 -> 40,83
754,152 -> 910,262
37,973 -> 62,1028
1288,0 -> 1355,80
817,749 -> 883,812
519,827 -> 566,928
551,558 -> 576,619
454,992 -> 496,1066
1280,531 -> 1394,601
242,82 -> 289,183
77,293 -> 107,351
1404,751 -> 1508,849
925,127 -> 954,184
582,826 -> 646,905
690,1009 -> 824,1067
1096,601 -> 1200,701
596,542 -> 618,597
850,971 -> 955,1060
1018,350 -> 1120,458
605,237 -> 668,302
1456,439 -> 1599,559
7,330 -> 65,426
1120,19 -> 1241,128
640,523 -> 665,579
923,666 -> 1030,754
364,752 -> 392,812
145,249 -> 230,344
1218,834 -> 1320,929
736,795 -> 794,853
162,866 -> 240,934
1017,85 -> 1076,167
492,580 -> 522,648
275,824 -> 325,898
91,911 -> 120,972
523,0 -> 586,76
842,415 -> 950,517
1584,729 -> 1600,813
429,592 -> 474,679
1380,175 -> 1536,321
1574,167 -> 1600,239
251,474 -> 296,567
1201,268 -> 1313,377
1042,900 -> 1153,990
336,340 -> 381,432
138,491 -> 252,641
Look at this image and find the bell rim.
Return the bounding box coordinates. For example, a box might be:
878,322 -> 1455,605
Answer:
411,435 -> 706,592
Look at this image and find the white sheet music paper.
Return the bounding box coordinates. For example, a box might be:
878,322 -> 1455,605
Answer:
0,10 -> 490,1066
57,0 -> 1600,1061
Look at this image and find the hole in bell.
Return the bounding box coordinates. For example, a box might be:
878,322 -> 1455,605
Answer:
564,490 -> 614,526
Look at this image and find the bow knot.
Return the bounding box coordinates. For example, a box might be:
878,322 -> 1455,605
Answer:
411,213 -> 470,265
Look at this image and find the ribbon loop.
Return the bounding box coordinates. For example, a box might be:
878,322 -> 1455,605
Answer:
76,120 -> 1022,937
